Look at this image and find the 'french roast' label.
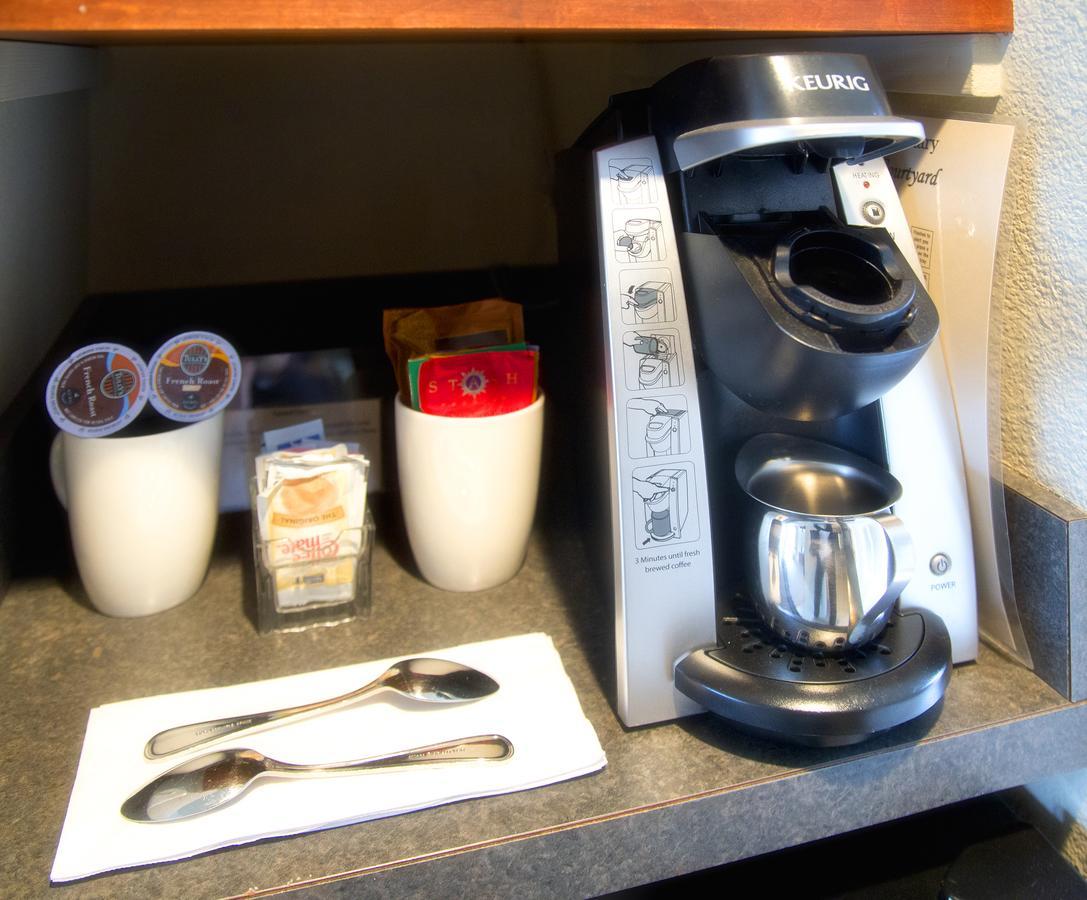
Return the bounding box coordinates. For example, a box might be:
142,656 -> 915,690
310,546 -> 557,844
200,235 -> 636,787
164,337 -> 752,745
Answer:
148,331 -> 241,422
46,343 -> 149,437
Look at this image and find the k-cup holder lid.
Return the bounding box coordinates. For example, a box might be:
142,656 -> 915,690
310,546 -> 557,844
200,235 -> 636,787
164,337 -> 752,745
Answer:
772,227 -> 918,340
46,343 -> 150,437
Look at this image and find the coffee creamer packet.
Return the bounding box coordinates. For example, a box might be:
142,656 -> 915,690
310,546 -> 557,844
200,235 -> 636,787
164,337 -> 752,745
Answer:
255,444 -> 369,609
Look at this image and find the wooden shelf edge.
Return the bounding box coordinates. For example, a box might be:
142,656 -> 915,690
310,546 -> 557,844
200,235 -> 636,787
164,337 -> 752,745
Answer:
0,0 -> 1014,45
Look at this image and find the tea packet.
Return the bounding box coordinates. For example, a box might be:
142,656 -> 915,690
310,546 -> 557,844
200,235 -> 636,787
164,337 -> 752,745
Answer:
407,344 -> 539,416
383,298 -> 525,404
254,444 -> 370,609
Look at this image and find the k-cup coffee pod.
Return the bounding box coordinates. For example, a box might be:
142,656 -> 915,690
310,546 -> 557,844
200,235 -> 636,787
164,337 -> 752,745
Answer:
148,331 -> 241,422
46,343 -> 150,437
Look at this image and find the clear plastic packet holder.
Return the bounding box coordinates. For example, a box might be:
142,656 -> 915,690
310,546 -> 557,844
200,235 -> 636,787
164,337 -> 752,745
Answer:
250,478 -> 375,633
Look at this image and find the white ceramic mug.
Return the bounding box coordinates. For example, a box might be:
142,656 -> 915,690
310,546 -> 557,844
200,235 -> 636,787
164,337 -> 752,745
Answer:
395,394 -> 544,592
49,413 -> 225,617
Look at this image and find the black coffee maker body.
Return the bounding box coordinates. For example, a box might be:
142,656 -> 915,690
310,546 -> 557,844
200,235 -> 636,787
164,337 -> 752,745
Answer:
561,53 -> 976,744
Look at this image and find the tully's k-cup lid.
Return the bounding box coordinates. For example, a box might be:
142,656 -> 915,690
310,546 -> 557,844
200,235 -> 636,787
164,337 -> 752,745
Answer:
46,343 -> 150,437
148,331 -> 241,422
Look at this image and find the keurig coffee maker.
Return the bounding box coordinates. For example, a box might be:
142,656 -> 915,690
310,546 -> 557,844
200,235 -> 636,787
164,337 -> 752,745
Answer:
561,53 -> 978,744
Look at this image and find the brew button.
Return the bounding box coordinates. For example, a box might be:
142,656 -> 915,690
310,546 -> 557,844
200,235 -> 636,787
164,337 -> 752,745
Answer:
861,200 -> 885,224
930,553 -> 952,576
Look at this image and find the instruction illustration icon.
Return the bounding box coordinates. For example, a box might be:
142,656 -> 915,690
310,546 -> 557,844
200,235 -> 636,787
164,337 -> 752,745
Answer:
609,158 -> 656,206
613,212 -> 665,263
626,396 -> 689,458
631,462 -> 699,548
622,329 -> 684,391
620,269 -> 675,324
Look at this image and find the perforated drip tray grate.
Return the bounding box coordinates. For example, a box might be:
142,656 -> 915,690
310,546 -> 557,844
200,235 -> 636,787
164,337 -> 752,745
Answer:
708,604 -> 925,684
676,604 -> 951,744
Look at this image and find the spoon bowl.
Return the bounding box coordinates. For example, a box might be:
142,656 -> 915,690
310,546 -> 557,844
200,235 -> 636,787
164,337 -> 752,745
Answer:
122,750 -> 263,823
145,658 -> 500,758
123,735 -> 515,822
385,657 -> 501,702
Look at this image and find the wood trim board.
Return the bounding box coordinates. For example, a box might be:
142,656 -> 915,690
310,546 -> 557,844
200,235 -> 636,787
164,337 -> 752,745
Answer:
0,0 -> 1013,44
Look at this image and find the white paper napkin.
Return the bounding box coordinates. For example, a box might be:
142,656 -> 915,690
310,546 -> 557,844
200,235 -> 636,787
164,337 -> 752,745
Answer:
51,632 -> 606,882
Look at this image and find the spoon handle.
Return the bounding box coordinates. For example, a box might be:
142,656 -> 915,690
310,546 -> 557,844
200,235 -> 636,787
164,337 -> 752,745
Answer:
271,734 -> 515,776
144,678 -> 384,759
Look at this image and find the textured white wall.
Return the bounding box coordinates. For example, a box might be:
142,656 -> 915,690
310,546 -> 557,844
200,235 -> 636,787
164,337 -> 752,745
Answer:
997,0 -> 1087,508
998,0 -> 1087,872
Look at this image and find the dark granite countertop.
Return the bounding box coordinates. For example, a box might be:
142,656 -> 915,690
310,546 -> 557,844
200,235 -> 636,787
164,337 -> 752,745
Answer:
3,509 -> 1086,898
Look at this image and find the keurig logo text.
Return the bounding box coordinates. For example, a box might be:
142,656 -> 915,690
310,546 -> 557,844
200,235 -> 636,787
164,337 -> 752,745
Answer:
789,74 -> 871,92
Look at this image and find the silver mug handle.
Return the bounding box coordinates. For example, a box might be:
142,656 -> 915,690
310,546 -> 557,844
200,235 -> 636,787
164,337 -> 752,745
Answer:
847,512 -> 915,646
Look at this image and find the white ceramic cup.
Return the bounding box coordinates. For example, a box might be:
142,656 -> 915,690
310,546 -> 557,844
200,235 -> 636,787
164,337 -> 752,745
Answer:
395,394 -> 544,592
49,413 -> 225,617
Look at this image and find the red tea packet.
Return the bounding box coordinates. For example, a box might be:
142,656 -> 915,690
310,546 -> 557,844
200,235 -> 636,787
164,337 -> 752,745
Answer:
408,346 -> 539,417
383,299 -> 525,404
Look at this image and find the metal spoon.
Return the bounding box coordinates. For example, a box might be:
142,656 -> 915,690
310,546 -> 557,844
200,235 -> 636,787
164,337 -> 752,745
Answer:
144,658 -> 500,759
123,734 -> 514,822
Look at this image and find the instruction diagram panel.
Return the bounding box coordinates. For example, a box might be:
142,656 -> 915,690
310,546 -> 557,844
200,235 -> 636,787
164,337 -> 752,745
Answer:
594,134 -> 717,725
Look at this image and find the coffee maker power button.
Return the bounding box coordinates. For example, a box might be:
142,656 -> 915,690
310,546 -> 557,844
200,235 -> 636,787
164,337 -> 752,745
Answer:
930,553 -> 952,576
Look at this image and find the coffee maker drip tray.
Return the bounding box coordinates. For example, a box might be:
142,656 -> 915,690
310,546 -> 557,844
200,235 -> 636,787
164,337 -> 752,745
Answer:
674,606 -> 952,747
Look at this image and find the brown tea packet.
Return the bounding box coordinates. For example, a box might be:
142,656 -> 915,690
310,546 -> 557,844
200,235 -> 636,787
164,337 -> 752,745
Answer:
382,298 -> 525,403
